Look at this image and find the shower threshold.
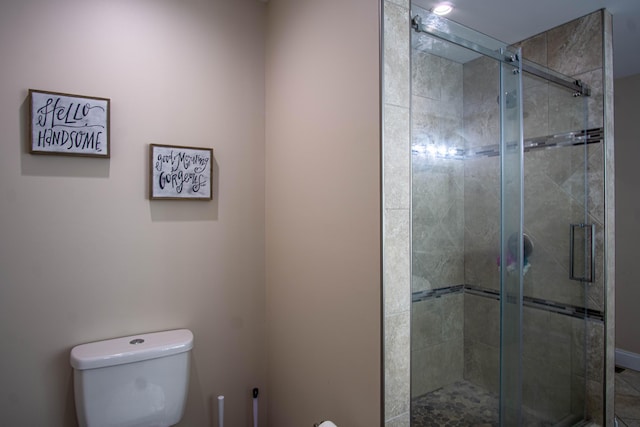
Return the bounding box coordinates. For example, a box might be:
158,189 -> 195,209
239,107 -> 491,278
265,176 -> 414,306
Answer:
411,379 -> 586,427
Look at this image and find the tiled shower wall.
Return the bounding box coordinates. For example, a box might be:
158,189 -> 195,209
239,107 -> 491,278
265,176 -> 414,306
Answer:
410,48 -> 465,397
383,4 -> 615,426
383,0 -> 411,425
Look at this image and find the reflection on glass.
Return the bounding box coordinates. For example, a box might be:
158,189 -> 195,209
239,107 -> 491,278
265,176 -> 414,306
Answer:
409,6 -> 591,427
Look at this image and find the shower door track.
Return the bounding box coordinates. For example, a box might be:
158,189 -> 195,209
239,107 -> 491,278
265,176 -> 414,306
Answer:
411,13 -> 591,96
521,61 -> 591,96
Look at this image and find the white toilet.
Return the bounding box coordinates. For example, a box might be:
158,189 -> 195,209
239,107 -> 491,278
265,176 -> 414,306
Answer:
70,329 -> 194,427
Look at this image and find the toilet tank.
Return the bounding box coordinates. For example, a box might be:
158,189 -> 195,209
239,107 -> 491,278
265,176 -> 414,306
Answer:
70,329 -> 194,427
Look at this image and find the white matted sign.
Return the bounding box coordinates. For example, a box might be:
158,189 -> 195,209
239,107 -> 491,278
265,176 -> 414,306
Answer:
149,144 -> 213,200
29,89 -> 110,157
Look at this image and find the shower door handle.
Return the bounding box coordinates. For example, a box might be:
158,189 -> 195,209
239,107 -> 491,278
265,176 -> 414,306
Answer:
569,223 -> 595,282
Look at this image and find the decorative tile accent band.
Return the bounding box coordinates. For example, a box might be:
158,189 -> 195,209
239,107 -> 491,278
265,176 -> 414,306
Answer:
412,283 -> 605,322
412,127 -> 604,160
412,284 -> 465,302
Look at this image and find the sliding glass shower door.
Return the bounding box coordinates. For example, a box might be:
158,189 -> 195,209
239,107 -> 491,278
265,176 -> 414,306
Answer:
518,65 -> 592,426
499,46 -> 524,426
410,6 -> 594,426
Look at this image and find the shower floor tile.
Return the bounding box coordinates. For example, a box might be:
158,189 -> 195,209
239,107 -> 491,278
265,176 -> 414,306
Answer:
616,367 -> 640,427
412,380 -> 498,426
411,380 -> 552,427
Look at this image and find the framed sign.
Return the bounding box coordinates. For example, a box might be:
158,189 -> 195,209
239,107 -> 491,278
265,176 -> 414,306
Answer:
149,144 -> 213,200
29,89 -> 110,157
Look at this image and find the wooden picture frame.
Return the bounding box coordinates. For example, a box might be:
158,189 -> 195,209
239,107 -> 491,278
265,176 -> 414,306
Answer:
29,89 -> 110,158
149,144 -> 213,200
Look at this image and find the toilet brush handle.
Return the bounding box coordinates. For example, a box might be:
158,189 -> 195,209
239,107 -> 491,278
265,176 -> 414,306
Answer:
252,388 -> 259,427
218,395 -> 224,427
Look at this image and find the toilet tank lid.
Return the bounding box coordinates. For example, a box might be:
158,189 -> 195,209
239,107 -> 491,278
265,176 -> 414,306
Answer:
70,329 -> 193,370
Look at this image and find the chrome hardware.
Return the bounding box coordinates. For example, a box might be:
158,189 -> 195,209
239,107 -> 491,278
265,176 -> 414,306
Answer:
569,223 -> 595,282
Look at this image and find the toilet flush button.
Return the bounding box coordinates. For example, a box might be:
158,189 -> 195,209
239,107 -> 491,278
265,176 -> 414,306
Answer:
129,338 -> 145,345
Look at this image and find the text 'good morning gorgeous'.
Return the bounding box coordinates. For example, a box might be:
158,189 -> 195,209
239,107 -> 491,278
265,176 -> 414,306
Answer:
154,150 -> 210,194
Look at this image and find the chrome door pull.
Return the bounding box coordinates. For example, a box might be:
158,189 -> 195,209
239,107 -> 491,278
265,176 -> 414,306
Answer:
569,223 -> 595,282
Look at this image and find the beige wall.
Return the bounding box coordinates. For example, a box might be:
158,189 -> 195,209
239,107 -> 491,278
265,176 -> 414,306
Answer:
264,0 -> 381,425
0,1 -> 382,426
615,73 -> 640,356
0,1 -> 268,426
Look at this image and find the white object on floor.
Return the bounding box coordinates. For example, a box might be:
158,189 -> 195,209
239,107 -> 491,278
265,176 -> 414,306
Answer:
317,422 -> 337,427
218,395 -> 224,427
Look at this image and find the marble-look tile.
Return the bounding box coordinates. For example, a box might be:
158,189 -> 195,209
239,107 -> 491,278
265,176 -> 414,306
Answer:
412,52 -> 464,149
410,273 -> 430,294
606,366 -> 615,426
385,412 -> 410,427
463,158 -> 501,289
603,10 -> 615,419
586,321 -> 605,383
522,143 -> 604,308
464,177 -> 500,240
442,293 -> 464,338
412,220 -> 450,256
412,380 -> 498,426
412,154 -> 464,290
548,82 -> 585,135
385,311 -> 411,420
463,339 -> 499,395
587,379 -> 604,425
616,371 -> 640,426
519,33 -> 548,67
384,1 -> 410,108
522,308 -> 572,372
463,56 -> 500,149
411,212 -> 439,254
385,0 -> 408,8
523,354 -> 572,420
384,104 -> 411,209
463,107 -> 500,150
411,293 -> 464,354
383,1 -> 411,421
412,157 -> 463,222
547,11 -> 603,77
587,135 -> 605,224
521,308 -> 580,420
616,371 -> 640,397
412,249 -> 464,290
586,221 -> 605,312
522,240 -> 583,307
412,50 -> 441,100
384,209 -> 410,316
524,172 -> 580,268
411,298 -> 443,351
463,233 -> 500,290
571,370 -> 587,416
571,317 -> 587,376
524,139 -> 584,188
411,337 -> 464,396
576,68 -> 604,130
523,81 -> 550,139
412,94 -> 464,150
464,294 -> 500,348
464,156 -> 500,198
440,59 -> 464,112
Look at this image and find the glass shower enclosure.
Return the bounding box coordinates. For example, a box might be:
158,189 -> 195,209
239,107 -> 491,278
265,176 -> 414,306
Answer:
409,6 -> 599,426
